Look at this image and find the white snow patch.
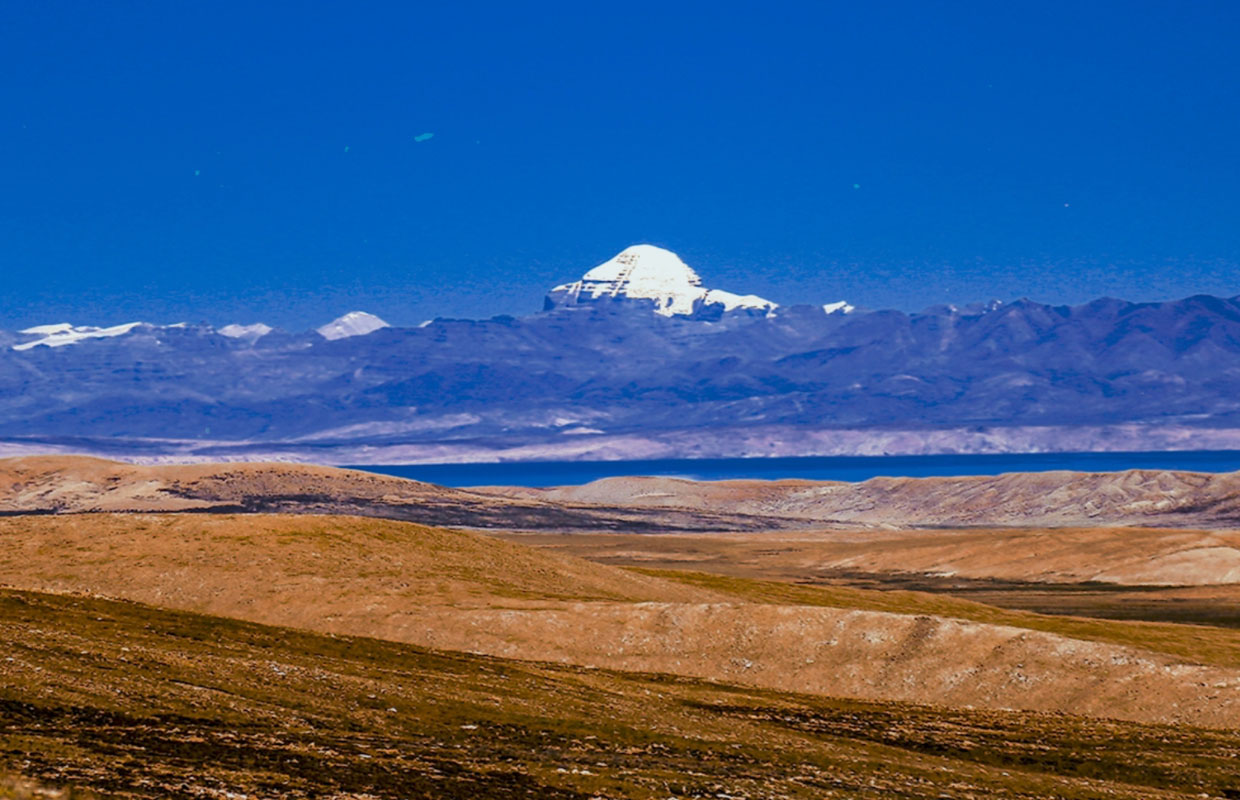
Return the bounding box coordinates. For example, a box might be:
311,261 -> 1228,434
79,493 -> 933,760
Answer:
13,322 -> 145,351
20,323 -> 75,336
218,323 -> 273,342
822,301 -> 855,315
317,311 -> 390,341
703,288 -> 779,312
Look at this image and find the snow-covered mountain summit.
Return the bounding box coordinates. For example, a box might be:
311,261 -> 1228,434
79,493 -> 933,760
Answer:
545,245 -> 780,318
316,311 -> 389,341
218,323 -> 273,343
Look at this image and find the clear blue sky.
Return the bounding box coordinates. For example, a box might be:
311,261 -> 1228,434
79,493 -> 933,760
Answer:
2,1 -> 1237,330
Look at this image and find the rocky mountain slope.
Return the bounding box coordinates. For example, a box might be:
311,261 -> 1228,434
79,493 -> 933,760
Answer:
6,246 -> 1240,461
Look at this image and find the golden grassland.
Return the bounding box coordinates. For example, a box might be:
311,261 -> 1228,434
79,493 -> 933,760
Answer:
4,588 -> 1240,800
3,513 -> 1240,728
4,509 -> 1240,796
636,567 -> 1240,669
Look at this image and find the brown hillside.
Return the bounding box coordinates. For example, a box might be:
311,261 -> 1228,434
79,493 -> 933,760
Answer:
481,468 -> 1240,528
10,588 -> 1240,799
0,456 -> 799,531
504,526 -> 1240,587
0,513 -> 710,614
2,513 -> 1239,728
13,456 -> 1240,530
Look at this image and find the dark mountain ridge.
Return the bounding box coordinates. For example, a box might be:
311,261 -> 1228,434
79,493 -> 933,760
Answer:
4,248 -> 1240,462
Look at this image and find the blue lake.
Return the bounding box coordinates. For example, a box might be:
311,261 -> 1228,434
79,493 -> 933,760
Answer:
350,450 -> 1240,488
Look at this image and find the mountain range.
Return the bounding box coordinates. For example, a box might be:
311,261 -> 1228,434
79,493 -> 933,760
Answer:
4,244 -> 1240,463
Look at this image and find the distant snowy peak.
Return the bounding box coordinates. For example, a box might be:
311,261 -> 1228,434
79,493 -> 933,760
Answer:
822,301 -> 855,315
316,311 -> 389,341
546,244 -> 778,318
13,321 -> 146,351
218,323 -> 273,342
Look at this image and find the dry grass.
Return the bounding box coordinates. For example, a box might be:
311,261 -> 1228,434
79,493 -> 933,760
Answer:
635,567 -> 1240,668
0,513 -> 712,612
0,775 -> 99,800
4,513 -> 1240,728
4,587 -> 1240,799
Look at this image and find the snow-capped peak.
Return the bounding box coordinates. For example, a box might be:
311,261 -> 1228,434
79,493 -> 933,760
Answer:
822,301 -> 855,315
22,323 -> 76,336
218,323 -> 273,342
13,321 -> 146,351
546,244 -> 778,317
316,311 -> 389,341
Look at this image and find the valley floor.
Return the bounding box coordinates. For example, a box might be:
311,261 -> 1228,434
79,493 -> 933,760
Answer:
499,527 -> 1240,627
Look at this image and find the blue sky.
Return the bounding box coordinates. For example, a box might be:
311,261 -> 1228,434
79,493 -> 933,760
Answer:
2,1 -> 1238,329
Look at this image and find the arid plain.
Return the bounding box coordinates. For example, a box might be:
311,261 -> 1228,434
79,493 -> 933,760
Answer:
2,456 -> 1240,798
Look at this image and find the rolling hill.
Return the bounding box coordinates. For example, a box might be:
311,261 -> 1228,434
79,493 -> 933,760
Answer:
9,587 -> 1240,799
3,512 -> 1239,729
